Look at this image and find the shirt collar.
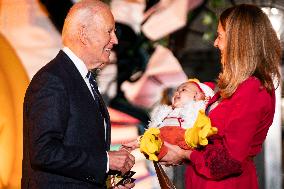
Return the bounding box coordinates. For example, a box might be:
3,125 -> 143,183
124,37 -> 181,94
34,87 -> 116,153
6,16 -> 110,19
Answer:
62,47 -> 88,78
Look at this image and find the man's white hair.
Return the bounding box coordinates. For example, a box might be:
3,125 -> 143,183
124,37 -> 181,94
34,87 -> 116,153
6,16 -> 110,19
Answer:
62,0 -> 108,45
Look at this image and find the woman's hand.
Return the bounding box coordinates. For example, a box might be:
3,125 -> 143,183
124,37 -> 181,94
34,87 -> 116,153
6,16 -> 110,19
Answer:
159,142 -> 192,166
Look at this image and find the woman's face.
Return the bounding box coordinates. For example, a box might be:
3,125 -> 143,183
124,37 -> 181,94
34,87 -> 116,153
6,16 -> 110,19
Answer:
214,22 -> 226,64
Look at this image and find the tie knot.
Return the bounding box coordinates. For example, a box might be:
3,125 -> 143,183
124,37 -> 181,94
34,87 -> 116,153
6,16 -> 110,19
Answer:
86,71 -> 94,80
87,71 -> 99,91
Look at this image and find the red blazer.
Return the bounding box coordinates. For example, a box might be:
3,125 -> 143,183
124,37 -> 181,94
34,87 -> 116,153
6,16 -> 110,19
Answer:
185,77 -> 275,189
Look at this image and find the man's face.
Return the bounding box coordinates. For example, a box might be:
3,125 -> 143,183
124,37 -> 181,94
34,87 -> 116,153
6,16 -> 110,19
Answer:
86,9 -> 118,69
171,83 -> 204,108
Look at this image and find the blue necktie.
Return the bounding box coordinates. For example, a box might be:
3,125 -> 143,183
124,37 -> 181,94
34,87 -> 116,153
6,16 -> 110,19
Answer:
87,71 -> 111,148
86,71 -> 107,118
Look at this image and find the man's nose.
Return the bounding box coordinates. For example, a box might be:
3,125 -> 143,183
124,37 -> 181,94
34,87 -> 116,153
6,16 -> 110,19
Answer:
111,33 -> 118,45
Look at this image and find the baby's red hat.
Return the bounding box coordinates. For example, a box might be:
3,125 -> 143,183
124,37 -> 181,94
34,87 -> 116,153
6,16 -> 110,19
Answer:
188,79 -> 215,98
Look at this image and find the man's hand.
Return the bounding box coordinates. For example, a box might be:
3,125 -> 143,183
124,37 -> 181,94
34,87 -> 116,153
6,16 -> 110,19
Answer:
159,142 -> 192,166
108,149 -> 135,175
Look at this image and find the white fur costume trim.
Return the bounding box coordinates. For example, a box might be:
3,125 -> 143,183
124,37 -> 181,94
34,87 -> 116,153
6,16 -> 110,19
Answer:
198,83 -> 214,98
148,100 -> 206,129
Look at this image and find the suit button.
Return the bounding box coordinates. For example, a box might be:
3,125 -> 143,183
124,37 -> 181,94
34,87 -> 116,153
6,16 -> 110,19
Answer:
86,176 -> 95,182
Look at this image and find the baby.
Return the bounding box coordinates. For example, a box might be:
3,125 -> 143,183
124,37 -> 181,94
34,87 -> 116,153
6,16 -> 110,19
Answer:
139,79 -> 218,161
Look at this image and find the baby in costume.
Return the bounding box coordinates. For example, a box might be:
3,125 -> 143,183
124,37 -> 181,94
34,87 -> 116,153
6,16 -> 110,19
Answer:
140,79 -> 218,161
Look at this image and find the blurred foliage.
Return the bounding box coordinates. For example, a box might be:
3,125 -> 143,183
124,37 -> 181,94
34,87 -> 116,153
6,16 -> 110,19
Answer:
209,0 -> 226,7
153,36 -> 170,48
201,11 -> 218,41
201,0 -> 226,41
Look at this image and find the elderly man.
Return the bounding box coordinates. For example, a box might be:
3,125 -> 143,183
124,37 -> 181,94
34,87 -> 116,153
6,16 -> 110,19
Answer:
22,0 -> 135,188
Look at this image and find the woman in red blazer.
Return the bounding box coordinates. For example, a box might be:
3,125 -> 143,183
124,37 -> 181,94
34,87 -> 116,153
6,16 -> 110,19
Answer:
160,4 -> 282,189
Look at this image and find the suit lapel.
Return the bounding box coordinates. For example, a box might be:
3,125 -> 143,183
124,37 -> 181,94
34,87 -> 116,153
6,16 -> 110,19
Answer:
57,50 -> 111,148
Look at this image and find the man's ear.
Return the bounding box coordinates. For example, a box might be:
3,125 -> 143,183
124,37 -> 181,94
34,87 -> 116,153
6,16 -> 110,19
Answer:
79,25 -> 88,45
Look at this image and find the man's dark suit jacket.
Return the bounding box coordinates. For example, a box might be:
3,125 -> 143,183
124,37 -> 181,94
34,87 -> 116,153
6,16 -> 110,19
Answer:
22,50 -> 111,189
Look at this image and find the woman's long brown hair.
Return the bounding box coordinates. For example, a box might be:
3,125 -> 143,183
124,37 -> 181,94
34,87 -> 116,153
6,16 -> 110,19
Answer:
217,4 -> 282,98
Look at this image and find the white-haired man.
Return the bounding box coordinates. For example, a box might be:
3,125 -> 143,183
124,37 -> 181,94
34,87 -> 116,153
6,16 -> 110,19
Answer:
22,1 -> 135,188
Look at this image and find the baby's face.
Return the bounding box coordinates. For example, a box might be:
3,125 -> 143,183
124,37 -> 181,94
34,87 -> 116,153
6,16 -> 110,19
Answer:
171,82 -> 205,108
